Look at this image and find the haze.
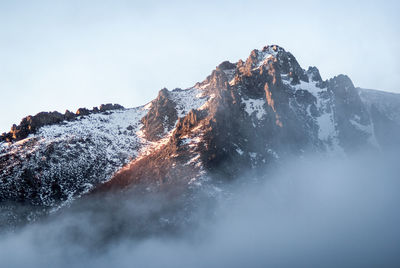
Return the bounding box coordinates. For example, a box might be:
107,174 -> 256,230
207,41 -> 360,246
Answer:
0,152 -> 399,267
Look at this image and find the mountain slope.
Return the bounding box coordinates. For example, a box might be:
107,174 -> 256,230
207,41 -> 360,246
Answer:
1,44 -> 400,220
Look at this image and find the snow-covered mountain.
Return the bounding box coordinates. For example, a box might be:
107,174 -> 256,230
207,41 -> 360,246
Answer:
1,44 -> 400,223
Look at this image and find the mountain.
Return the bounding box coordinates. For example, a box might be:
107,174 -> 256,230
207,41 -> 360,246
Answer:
1,44 -> 400,224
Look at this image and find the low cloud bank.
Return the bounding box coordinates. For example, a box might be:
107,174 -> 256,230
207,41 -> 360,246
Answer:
0,152 -> 399,267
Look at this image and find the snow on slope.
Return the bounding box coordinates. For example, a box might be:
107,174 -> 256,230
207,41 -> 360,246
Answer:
242,98 -> 266,121
254,45 -> 279,68
359,88 -> 400,124
106,87 -> 209,181
1,45 -> 396,213
283,78 -> 335,140
0,106 -> 150,209
38,107 -> 148,164
282,77 -> 344,153
170,88 -> 208,117
0,86 -> 211,211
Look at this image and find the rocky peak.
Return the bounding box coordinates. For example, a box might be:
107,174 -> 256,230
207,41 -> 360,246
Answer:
233,44 -> 309,89
140,88 -> 178,141
1,43 -> 399,218
216,61 -> 236,71
328,74 -> 355,94
306,66 -> 322,82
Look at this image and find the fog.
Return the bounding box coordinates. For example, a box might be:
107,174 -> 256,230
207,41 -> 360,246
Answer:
1,152 -> 399,267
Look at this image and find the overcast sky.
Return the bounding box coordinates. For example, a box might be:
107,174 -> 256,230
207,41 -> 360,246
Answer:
0,0 -> 399,133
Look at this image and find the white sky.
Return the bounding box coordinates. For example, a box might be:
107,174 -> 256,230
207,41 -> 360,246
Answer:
1,0 -> 399,133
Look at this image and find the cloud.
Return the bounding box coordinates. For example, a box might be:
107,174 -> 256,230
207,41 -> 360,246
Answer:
0,152 -> 399,267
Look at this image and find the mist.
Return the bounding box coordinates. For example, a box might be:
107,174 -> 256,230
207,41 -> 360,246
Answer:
0,151 -> 399,267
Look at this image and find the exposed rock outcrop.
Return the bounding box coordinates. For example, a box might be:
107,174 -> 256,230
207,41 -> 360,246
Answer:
1,44 -> 399,223
0,103 -> 125,142
141,89 -> 178,141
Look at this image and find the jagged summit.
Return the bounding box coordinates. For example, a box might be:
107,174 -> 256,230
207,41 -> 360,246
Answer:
199,44 -> 322,92
1,43 -> 400,224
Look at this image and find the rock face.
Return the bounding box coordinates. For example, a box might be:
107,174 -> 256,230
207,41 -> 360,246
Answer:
1,44 -> 400,222
141,89 -> 178,141
1,112 -> 64,142
0,104 -> 124,143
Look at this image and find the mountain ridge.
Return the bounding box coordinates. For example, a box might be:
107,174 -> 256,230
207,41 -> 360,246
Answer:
1,44 -> 400,225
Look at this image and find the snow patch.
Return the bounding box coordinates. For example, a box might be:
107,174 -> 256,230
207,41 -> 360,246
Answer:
285,79 -> 324,97
169,88 -> 208,117
236,148 -> 244,155
242,98 -> 266,120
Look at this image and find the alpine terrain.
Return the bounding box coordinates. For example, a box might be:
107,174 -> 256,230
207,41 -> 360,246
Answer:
1,44 -> 400,226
